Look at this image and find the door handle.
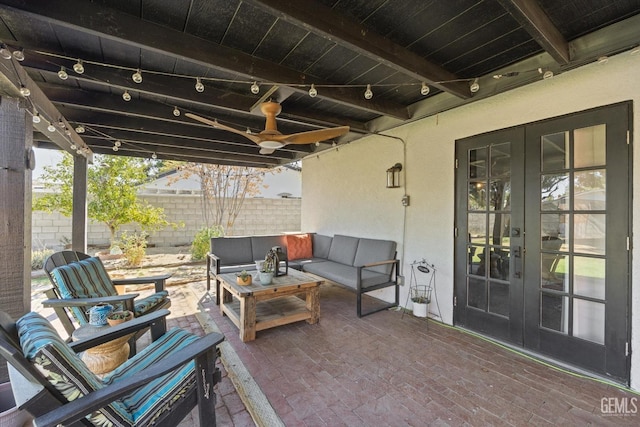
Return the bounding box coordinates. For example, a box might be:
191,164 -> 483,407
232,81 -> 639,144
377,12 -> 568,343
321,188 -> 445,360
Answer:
512,246 -> 522,278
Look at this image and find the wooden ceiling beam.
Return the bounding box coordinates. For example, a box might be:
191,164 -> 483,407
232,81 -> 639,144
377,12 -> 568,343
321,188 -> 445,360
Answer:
247,0 -> 472,99
0,0 -> 409,119
497,0 -> 570,64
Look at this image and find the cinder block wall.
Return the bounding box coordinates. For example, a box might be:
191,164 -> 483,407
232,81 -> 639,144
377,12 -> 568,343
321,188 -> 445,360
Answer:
32,194 -> 302,250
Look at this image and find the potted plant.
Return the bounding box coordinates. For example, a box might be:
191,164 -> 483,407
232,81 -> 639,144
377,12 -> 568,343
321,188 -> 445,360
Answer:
236,270 -> 252,286
107,310 -> 133,326
259,251 -> 276,285
411,286 -> 431,318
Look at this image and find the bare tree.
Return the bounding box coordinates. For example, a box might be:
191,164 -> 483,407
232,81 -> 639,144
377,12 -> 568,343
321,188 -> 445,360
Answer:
172,164 -> 269,233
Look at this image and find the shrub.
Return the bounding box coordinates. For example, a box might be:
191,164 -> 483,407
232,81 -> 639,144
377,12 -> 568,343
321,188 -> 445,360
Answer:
32,248 -> 54,270
191,226 -> 224,261
119,231 -> 148,266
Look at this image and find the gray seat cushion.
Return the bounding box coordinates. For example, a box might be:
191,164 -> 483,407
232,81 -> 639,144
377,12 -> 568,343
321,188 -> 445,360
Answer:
327,235 -> 359,265
353,238 -> 397,275
211,237 -> 253,266
251,235 -> 288,261
312,234 -> 332,259
303,261 -> 391,290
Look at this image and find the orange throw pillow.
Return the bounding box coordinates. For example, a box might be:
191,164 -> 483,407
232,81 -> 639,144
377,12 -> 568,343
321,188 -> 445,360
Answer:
286,234 -> 313,260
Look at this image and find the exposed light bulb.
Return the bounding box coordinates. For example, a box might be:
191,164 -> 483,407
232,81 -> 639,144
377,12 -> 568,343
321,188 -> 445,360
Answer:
114,140 -> 122,147
112,145 -> 119,152
0,44 -> 11,59
543,70 -> 554,79
597,56 -> 609,64
58,66 -> 68,80
47,123 -> 56,132
470,78 -> 480,93
173,106 -> 180,117
73,59 -> 84,74
364,84 -> 373,100
122,90 -> 131,101
12,48 -> 24,61
420,82 -> 430,96
57,119 -> 65,128
195,77 -> 205,92
64,127 -> 71,136
132,69 -> 143,83
75,125 -> 85,133
151,152 -> 157,160
70,144 -> 76,150
308,84 -> 317,98
250,81 -> 260,94
32,113 -> 41,124
19,85 -> 30,97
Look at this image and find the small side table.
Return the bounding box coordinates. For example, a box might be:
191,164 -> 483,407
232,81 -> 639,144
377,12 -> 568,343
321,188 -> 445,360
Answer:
72,324 -> 131,375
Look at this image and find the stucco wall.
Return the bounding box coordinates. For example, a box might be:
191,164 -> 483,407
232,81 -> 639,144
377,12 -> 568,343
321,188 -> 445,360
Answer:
301,51 -> 640,389
32,195 -> 301,249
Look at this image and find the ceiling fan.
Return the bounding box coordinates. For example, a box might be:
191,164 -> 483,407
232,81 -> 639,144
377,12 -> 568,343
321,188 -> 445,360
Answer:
186,101 -> 350,154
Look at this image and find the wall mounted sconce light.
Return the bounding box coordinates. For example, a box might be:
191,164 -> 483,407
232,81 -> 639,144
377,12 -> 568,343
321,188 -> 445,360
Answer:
386,163 -> 402,188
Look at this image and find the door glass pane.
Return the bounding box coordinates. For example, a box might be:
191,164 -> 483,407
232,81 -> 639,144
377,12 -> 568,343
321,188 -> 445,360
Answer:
573,299 -> 605,344
574,213 -> 605,255
468,182 -> 486,210
468,245 -> 483,275
541,253 -> 568,291
489,179 -> 510,211
541,213 -> 568,245
574,125 -> 606,168
574,170 -> 606,211
574,257 -> 605,300
491,142 -> 511,177
541,173 -> 569,210
489,214 -> 510,246
489,282 -> 509,316
468,213 -> 486,243
469,147 -> 487,178
541,294 -> 568,334
542,132 -> 569,171
468,278 -> 487,310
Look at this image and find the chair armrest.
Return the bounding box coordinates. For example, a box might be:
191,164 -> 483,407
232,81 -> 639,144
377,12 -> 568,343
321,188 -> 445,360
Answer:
112,273 -> 171,293
69,309 -> 171,353
360,259 -> 398,268
208,253 -> 221,274
42,293 -> 139,308
34,332 -> 225,427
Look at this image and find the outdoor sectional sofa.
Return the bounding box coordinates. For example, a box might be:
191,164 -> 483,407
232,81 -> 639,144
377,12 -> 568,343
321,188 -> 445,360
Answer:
206,233 -> 400,317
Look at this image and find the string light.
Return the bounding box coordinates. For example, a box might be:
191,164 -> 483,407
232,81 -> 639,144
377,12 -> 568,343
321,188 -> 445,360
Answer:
57,66 -> 68,80
151,152 -> 157,160
173,106 -> 181,117
122,90 -> 131,101
308,84 -> 317,97
132,68 -> 143,83
12,48 -> 24,61
32,112 -> 41,124
57,119 -> 65,128
64,127 -> 71,136
75,125 -> 85,133
420,82 -> 430,96
73,59 -> 84,74
250,81 -> 260,94
543,70 -> 554,79
364,84 -> 373,99
47,122 -> 56,132
470,78 -> 480,93
597,56 -> 609,64
195,77 -> 204,92
112,145 -> 119,152
0,44 -> 11,59
19,85 -> 30,96
70,144 -> 76,150
114,140 -> 122,147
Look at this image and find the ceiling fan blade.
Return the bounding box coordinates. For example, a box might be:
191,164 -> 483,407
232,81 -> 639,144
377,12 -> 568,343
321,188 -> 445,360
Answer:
185,113 -> 262,144
277,126 -> 350,144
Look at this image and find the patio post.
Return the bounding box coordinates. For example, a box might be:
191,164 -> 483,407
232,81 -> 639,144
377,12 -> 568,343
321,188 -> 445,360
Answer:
0,96 -> 32,381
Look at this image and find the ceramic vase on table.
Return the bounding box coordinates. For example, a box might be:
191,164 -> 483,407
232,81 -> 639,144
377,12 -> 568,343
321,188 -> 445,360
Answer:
258,271 -> 273,285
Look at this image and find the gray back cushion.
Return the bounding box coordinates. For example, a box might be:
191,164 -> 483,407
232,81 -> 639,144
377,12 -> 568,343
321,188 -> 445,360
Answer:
327,235 -> 360,265
353,238 -> 397,274
251,235 -> 288,261
312,234 -> 332,259
211,237 -> 252,265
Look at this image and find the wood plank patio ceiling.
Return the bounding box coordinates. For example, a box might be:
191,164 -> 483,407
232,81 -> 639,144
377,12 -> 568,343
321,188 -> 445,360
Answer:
0,0 -> 638,167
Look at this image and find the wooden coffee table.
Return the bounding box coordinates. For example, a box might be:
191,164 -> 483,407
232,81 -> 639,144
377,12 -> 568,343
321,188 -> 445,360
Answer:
218,269 -> 323,342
